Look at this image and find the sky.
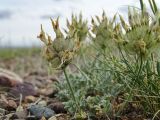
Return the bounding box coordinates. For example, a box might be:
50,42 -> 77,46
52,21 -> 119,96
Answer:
0,0 -> 158,47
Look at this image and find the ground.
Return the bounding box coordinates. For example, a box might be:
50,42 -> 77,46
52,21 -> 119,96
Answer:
0,47 -> 153,120
0,47 -> 69,120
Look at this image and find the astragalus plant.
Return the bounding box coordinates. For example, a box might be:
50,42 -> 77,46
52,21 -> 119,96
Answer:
38,15 -> 89,119
38,0 -> 160,119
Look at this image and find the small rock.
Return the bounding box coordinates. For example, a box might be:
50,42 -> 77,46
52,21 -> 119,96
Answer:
0,95 -> 17,111
25,96 -> 36,103
0,94 -> 9,109
9,82 -> 37,99
38,86 -> 58,97
0,108 -> 5,115
0,68 -> 23,87
11,110 -> 27,119
38,100 -> 47,107
7,100 -> 17,109
28,105 -> 55,119
48,102 -> 66,114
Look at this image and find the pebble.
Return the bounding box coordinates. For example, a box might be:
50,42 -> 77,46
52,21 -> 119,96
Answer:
28,105 -> 55,119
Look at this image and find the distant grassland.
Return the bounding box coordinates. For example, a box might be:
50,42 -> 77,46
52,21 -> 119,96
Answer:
0,47 -> 41,60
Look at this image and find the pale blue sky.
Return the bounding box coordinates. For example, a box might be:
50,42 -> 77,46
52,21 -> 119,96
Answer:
0,0 -> 158,47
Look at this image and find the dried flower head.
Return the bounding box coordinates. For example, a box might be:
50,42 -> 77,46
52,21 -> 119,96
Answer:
91,11 -> 117,51
38,16 -> 87,70
114,7 -> 160,57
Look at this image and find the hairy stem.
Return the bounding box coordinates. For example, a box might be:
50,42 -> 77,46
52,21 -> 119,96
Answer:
63,68 -> 80,112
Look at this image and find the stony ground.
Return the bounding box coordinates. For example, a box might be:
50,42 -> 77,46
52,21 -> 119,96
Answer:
0,48 -> 69,120
0,48 -> 150,120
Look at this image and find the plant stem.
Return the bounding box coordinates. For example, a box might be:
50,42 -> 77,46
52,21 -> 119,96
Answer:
118,45 -> 136,76
137,53 -> 143,80
63,68 -> 80,112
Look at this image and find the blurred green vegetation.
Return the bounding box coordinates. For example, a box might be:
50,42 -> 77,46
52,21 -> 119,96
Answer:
0,47 -> 41,60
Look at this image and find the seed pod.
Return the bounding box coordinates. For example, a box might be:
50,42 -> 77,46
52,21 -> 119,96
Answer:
37,25 -> 47,44
96,15 -> 101,23
47,35 -> 52,45
112,14 -> 117,24
44,47 -> 54,61
50,18 -> 64,39
119,14 -> 129,31
128,7 -> 133,27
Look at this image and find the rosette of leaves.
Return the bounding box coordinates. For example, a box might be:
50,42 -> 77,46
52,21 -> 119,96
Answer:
37,17 -> 82,70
